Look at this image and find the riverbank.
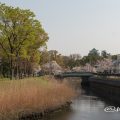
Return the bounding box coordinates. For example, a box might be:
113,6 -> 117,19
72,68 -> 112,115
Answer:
0,76 -> 75,120
89,77 -> 120,105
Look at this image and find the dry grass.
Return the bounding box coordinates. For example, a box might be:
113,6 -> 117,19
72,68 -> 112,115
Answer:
0,77 -> 75,119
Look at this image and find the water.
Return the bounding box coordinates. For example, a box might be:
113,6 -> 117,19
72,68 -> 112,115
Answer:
43,79 -> 120,120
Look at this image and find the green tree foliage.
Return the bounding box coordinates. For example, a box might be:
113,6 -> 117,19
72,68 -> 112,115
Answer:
0,3 -> 48,79
79,56 -> 90,66
40,49 -> 112,71
101,50 -> 110,58
40,50 -> 49,65
88,48 -> 100,56
78,48 -> 102,66
88,48 -> 100,65
111,55 -> 117,60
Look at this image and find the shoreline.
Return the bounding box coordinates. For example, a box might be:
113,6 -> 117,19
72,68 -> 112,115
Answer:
19,101 -> 72,120
89,77 -> 120,105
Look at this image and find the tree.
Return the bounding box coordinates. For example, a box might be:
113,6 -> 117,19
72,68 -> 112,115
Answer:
40,50 -> 49,65
70,54 -> 81,60
111,55 -> 117,60
48,50 -> 58,61
62,55 -> 80,69
88,48 -> 100,57
101,50 -> 110,58
79,56 -> 90,66
40,50 -> 64,67
0,3 -> 48,79
88,48 -> 100,65
96,59 -> 113,73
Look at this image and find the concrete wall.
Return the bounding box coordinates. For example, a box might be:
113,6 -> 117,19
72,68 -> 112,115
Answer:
89,77 -> 120,105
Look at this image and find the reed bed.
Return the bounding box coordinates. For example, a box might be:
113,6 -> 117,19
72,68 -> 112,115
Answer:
0,77 -> 75,120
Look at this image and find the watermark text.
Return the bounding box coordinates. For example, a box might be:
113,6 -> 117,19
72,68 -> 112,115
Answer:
104,106 -> 120,112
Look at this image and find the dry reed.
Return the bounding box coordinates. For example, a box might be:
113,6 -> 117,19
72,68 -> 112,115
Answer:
0,77 -> 75,119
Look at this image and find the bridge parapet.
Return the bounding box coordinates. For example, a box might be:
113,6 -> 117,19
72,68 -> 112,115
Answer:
55,72 -> 94,78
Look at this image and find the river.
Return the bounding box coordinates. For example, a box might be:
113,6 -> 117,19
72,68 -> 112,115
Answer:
42,78 -> 120,120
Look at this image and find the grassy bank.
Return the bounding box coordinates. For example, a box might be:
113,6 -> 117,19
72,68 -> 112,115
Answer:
0,76 -> 75,120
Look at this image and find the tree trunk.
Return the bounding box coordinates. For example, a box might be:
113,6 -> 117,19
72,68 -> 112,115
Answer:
16,55 -> 20,79
10,57 -> 14,80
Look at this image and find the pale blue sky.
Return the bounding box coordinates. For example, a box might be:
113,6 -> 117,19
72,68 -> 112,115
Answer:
0,0 -> 120,56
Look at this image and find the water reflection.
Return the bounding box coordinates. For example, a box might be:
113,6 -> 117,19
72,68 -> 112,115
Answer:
42,79 -> 120,120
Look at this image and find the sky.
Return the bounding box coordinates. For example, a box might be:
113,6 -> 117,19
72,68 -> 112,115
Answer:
0,0 -> 120,56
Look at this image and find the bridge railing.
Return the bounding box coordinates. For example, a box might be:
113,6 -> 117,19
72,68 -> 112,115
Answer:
55,71 -> 120,79
62,71 -> 94,74
93,73 -> 120,77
